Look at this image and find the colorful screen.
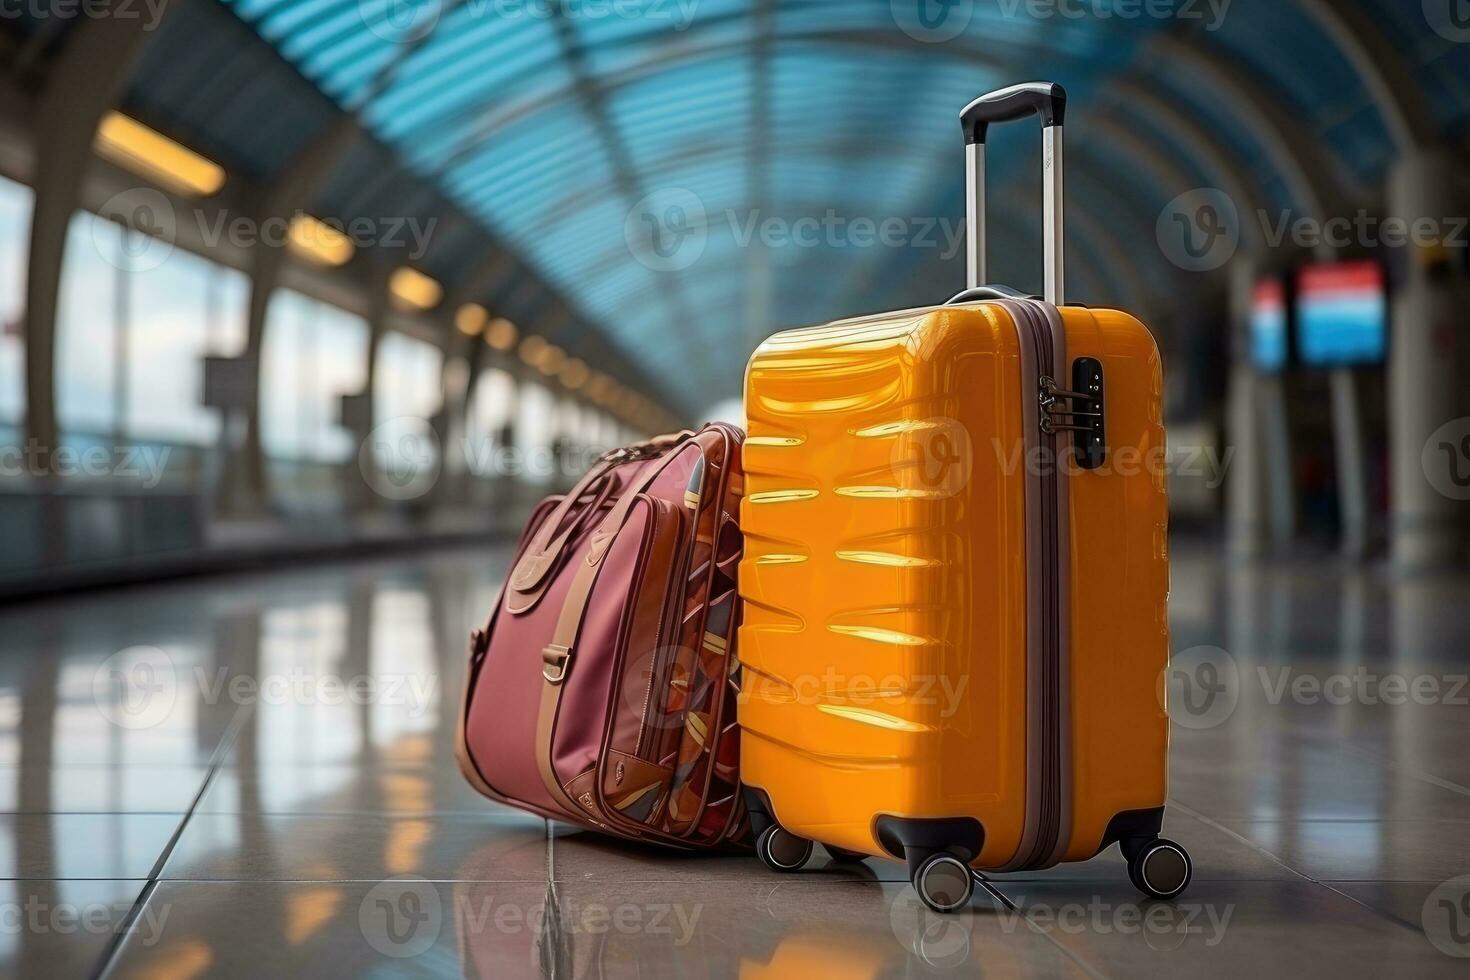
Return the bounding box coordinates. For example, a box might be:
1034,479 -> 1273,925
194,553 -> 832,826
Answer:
1296,261 -> 1387,366
1250,279 -> 1288,372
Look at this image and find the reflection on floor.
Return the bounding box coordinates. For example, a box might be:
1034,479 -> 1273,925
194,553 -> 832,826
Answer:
0,544 -> 1467,977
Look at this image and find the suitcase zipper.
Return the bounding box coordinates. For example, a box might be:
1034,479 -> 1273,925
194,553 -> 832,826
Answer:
1028,312 -> 1064,870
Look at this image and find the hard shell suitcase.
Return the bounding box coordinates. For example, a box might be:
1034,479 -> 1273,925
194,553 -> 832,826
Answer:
457,423 -> 749,849
737,83 -> 1191,912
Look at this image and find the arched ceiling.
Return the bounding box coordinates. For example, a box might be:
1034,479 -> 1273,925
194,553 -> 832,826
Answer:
128,1 -> 1470,406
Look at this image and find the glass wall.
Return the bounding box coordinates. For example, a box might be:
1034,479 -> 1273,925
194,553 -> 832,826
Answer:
375,332 -> 443,426
514,381 -> 556,484
260,290 -> 369,462
56,211 -> 122,437
580,405 -> 611,456
9,186 -> 603,509
596,412 -> 622,450
440,355 -> 470,476
465,367 -> 516,478
127,245 -> 248,444
54,209 -> 250,447
372,330 -> 444,477
0,176 -> 30,427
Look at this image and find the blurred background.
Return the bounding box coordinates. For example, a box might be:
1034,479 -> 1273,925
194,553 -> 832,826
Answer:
0,0 -> 1467,591
0,3 -> 1469,976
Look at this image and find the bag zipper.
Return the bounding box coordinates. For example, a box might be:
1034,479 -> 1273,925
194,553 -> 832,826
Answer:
634,512 -> 691,762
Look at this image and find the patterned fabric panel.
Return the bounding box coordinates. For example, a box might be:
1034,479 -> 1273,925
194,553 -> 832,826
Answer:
663,506 -> 745,838
601,431 -> 745,845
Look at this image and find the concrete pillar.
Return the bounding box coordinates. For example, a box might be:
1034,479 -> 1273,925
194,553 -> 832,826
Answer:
1225,365 -> 1269,560
1224,366 -> 1296,558
430,335 -> 482,507
1259,374 -> 1297,548
22,5 -> 176,462
1330,368 -> 1369,559
228,238 -> 289,512
1225,261 -> 1271,559
1388,150 -> 1467,571
221,117 -> 360,515
349,268 -> 392,513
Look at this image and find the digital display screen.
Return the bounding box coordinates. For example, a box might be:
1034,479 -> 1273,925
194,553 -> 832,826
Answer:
1296,261 -> 1387,367
1250,279 -> 1288,372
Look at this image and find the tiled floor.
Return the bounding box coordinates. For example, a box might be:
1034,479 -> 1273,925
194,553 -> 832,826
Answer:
0,544 -> 1466,977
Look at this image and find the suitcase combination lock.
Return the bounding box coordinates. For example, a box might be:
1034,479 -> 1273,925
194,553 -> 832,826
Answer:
1038,358 -> 1106,469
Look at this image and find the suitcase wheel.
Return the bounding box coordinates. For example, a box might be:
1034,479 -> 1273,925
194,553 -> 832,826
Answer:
913,853 -> 975,913
1127,838 -> 1192,900
824,845 -> 868,864
756,825 -> 812,873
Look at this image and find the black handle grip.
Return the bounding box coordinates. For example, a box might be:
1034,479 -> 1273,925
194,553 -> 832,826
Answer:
961,82 -> 1067,145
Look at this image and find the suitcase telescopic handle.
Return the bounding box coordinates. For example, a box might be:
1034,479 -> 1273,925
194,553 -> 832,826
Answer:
959,81 -> 1067,305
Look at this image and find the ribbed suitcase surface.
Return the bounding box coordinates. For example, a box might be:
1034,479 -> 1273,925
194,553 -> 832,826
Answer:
739,300 -> 1170,870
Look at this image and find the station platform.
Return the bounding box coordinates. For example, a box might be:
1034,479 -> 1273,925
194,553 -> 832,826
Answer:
0,543 -> 1464,977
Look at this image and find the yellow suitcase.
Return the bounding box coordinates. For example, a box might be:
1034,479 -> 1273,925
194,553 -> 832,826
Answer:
738,83 -> 1189,913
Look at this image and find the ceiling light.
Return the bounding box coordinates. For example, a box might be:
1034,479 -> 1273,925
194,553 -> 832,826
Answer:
390,267 -> 442,311
519,335 -> 547,368
485,317 -> 518,351
287,214 -> 354,267
536,343 -> 566,376
455,303 -> 489,336
95,112 -> 226,197
559,358 -> 589,389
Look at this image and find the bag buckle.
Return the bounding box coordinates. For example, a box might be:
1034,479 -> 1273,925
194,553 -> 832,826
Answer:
542,644 -> 571,683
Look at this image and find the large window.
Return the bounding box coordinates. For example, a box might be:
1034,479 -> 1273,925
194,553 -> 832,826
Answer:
465,367 -> 516,477
580,405 -> 612,456
56,211 -> 122,436
553,397 -> 595,476
593,412 -> 620,450
514,382 -> 557,483
374,331 -> 443,429
0,176 -> 30,426
260,290 -> 369,462
371,331 -> 443,477
127,245 -> 248,444
55,209 -> 249,445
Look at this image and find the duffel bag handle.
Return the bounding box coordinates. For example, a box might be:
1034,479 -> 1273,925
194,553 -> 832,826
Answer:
508,428 -> 694,597
508,469 -> 618,596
